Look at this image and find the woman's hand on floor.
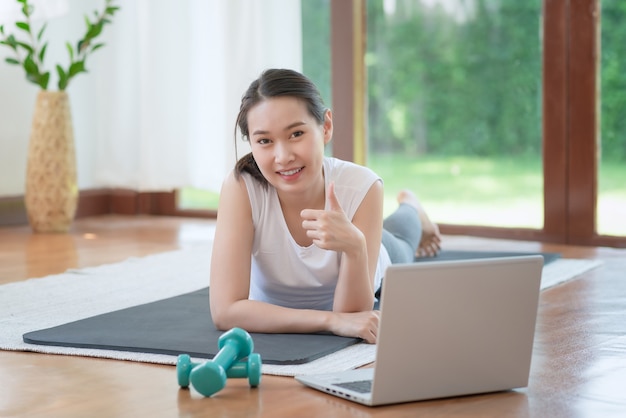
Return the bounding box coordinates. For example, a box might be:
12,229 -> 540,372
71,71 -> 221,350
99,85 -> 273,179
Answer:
328,310 -> 381,344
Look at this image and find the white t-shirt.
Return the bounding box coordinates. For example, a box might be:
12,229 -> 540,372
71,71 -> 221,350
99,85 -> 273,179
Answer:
242,157 -> 390,311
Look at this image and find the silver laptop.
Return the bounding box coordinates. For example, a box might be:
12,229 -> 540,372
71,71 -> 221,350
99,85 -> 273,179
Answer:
296,255 -> 544,406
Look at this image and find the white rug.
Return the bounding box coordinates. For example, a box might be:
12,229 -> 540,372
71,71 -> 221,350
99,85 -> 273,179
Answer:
0,245 -> 602,376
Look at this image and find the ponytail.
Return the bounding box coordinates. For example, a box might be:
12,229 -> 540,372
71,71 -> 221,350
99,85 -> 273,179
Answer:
234,152 -> 267,186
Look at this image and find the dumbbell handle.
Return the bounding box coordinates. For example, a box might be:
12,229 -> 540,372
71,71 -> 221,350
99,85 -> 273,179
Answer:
227,361 -> 249,378
212,340 -> 241,369
227,353 -> 262,387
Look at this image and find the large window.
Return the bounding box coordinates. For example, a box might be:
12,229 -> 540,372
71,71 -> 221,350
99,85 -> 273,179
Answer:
599,0 -> 626,237
302,0 -> 332,108
366,0 -> 543,228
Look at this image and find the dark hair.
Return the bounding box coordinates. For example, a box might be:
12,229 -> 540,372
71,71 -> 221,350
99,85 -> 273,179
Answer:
234,68 -> 328,185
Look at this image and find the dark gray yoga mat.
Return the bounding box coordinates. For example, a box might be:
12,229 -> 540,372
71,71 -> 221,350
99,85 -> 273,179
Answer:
23,287 -> 359,365
23,250 -> 558,364
415,249 -> 560,265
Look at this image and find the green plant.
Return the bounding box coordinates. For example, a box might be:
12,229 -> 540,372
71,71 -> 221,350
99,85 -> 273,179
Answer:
0,0 -> 119,90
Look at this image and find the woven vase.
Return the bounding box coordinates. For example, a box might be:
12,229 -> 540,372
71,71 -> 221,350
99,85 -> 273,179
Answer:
25,90 -> 78,233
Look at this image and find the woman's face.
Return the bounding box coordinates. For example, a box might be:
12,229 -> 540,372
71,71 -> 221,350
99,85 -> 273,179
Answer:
247,96 -> 332,196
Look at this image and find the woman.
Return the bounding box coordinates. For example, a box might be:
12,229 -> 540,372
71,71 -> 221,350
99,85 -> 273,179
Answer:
210,69 -> 440,343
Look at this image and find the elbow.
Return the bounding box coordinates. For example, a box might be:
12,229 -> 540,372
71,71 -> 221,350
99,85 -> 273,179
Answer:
210,298 -> 228,331
211,301 -> 247,331
213,319 -> 229,332
210,304 -> 231,331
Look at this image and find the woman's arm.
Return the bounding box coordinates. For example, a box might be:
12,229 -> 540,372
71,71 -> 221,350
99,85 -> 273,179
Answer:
209,172 -> 381,342
332,180 -> 383,312
300,180 -> 384,313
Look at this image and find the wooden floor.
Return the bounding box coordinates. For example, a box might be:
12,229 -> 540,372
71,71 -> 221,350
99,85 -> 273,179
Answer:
1,215 -> 625,417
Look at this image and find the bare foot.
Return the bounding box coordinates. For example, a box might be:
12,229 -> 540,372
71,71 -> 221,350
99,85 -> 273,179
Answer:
397,190 -> 442,257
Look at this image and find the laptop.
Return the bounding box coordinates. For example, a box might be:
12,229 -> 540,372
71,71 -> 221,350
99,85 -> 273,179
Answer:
295,255 -> 544,406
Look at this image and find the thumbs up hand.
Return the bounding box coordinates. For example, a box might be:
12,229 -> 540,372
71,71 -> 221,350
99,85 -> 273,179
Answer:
325,181 -> 343,213
300,182 -> 365,254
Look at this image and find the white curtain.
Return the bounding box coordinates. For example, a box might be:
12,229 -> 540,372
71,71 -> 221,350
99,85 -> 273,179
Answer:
0,0 -> 69,24
92,0 -> 302,192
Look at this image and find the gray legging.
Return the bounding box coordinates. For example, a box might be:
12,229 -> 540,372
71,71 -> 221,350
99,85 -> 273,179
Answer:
381,203 -> 423,264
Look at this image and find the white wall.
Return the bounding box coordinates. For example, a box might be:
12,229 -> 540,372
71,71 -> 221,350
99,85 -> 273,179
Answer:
0,0 -> 101,196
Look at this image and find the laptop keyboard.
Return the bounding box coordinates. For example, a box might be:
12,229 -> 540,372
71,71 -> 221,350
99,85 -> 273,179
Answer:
334,379 -> 372,394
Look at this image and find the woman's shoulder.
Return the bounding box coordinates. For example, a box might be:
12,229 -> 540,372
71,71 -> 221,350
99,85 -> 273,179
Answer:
219,170 -> 253,205
223,169 -> 251,192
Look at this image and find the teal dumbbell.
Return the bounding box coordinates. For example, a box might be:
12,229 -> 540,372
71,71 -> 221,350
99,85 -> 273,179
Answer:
177,352 -> 262,389
187,328 -> 255,397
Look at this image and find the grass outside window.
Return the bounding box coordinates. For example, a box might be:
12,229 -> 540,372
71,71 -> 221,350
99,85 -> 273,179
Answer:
178,155 -> 626,236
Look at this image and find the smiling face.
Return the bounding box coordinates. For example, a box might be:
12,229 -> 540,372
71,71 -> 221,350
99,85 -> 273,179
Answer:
247,96 -> 333,199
